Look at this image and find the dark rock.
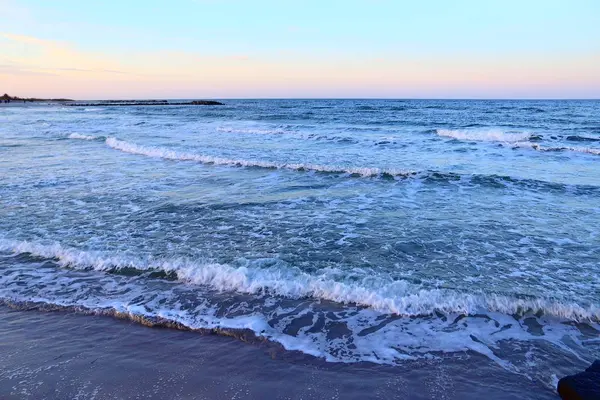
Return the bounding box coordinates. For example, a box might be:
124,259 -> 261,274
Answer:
558,360 -> 600,400
1,95 -> 222,105
0,93 -> 73,102
190,100 -> 224,105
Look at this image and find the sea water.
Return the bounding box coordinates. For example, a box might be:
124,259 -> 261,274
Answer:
1,99 -> 599,387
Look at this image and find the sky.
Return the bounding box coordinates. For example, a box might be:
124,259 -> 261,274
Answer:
0,0 -> 599,99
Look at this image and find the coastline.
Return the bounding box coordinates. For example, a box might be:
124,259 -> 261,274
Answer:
0,102 -> 65,107
0,99 -> 223,107
0,306 -> 560,399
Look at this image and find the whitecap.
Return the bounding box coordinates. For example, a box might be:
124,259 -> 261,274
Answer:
216,127 -> 286,135
436,128 -> 532,142
1,238 -> 597,322
513,142 -> 600,156
104,137 -> 414,177
68,133 -> 99,141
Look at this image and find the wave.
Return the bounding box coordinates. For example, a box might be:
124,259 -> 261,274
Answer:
217,125 -> 382,144
68,133 -> 100,141
436,128 -> 533,142
519,107 -> 546,113
566,135 -> 600,142
216,127 -> 286,135
0,298 -> 270,345
566,146 -> 600,155
1,238 -> 598,322
513,142 -> 600,156
100,138 -> 600,190
435,130 -> 600,156
104,137 -> 415,177
60,136 -> 600,191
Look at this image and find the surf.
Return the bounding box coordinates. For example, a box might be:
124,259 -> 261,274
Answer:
435,128 -> 533,142
104,137 -> 415,177
1,238 -> 597,322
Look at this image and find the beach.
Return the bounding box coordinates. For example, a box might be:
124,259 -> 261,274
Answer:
0,306 -> 562,399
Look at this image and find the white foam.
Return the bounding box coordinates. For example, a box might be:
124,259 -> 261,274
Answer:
563,146 -> 600,155
104,137 -> 414,177
513,142 -> 600,156
436,131 -> 600,156
216,127 -> 285,135
3,239 -> 599,375
1,238 -> 598,322
68,133 -> 98,140
436,129 -> 532,142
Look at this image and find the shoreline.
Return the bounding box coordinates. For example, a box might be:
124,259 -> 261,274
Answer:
0,101 -> 65,107
0,305 -> 559,399
0,100 -> 224,107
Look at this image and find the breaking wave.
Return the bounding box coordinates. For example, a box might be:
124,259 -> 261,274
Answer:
68,133 -> 100,140
435,129 -> 600,156
513,142 -> 600,156
435,129 -> 533,142
102,138 -> 600,190
1,238 -> 598,322
104,137 -> 415,177
216,127 -> 286,135
566,146 -> 600,155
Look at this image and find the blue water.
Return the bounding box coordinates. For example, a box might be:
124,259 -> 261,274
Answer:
1,100 -> 599,389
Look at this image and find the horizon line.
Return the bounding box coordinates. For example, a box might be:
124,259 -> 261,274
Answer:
38,97 -> 600,101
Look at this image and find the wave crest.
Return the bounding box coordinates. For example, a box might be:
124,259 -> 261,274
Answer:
216,127 -> 286,135
1,238 -> 598,322
513,142 -> 600,155
436,129 -> 532,142
68,133 -> 100,140
436,129 -> 600,156
105,137 -> 415,177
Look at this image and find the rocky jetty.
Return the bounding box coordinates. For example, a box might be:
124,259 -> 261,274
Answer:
1,95 -> 223,106
1,93 -> 73,103
190,100 -> 223,105
66,99 -> 224,107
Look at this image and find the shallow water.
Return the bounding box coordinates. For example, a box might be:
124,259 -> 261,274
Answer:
1,100 -> 599,391
0,306 -> 561,399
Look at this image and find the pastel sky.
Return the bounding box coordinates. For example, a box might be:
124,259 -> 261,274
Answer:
1,0 -> 599,99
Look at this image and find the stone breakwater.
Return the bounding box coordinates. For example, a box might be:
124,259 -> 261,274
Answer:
65,100 -> 224,106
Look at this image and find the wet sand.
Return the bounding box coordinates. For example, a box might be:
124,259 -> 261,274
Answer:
0,306 -> 559,399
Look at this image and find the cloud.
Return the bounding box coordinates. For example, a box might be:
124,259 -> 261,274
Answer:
0,33 -> 156,79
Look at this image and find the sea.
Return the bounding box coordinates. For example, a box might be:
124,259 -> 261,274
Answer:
1,99 -> 599,398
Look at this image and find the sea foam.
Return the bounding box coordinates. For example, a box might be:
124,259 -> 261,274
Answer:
1,238 -> 597,322
436,129 -> 600,156
63,135 -> 600,190
105,137 -> 415,177
435,129 -> 532,142
216,127 -> 286,135
513,142 -> 600,155
68,133 -> 100,140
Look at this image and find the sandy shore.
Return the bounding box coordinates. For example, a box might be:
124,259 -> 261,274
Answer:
0,306 -> 559,399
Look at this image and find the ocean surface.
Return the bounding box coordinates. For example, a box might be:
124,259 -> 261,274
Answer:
1,99 -> 599,396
